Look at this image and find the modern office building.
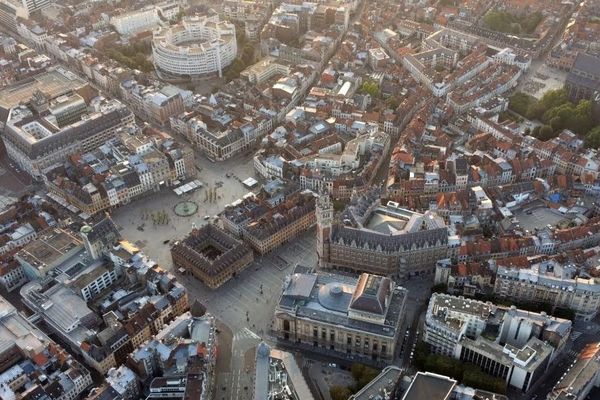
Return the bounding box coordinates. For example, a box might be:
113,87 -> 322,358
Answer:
152,14 -> 237,79
399,371 -> 508,400
15,227 -> 84,280
0,294 -> 93,400
0,0 -> 53,32
2,97 -> 134,179
0,67 -> 89,130
424,293 -> 572,392
110,2 -> 182,37
274,267 -> 407,363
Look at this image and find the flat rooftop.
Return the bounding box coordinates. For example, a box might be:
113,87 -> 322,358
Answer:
0,68 -> 87,113
460,336 -> 552,372
431,293 -> 494,319
0,294 -> 48,356
351,366 -> 402,400
401,372 -> 455,400
269,348 -> 314,400
16,228 -> 83,269
67,260 -> 114,291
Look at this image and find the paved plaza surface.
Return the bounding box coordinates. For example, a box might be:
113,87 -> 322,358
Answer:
0,152 -> 35,201
513,206 -> 566,232
111,152 -> 259,267
112,166 -> 318,400
518,61 -> 568,100
183,233 -> 318,400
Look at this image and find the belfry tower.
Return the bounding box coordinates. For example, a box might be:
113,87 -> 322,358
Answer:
316,194 -> 333,267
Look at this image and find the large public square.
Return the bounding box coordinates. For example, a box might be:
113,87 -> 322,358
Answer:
111,151 -> 319,400
109,148 -> 433,399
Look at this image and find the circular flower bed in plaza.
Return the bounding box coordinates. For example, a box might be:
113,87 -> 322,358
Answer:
173,201 -> 198,217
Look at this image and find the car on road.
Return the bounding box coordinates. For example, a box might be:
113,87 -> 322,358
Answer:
204,215 -> 210,220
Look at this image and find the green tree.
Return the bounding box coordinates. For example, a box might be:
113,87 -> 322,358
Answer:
484,10 -> 542,35
350,362 -> 365,381
241,43 -> 255,64
413,341 -> 430,369
535,125 -> 556,141
330,385 -> 352,400
462,364 -> 507,394
350,363 -> 380,392
431,283 -> 447,293
386,97 -> 400,110
528,89 -> 569,120
224,58 -> 246,82
508,92 -> 535,117
553,307 -> 575,320
568,100 -> 593,135
356,366 -> 379,390
549,115 -> 564,132
424,354 -> 463,380
360,81 -> 379,98
585,126 -> 600,149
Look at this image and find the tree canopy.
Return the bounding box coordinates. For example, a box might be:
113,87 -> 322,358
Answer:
585,126 -> 600,149
351,363 -> 380,391
360,80 -> 380,98
484,10 -> 543,35
509,89 -> 600,144
414,341 -> 507,395
330,385 -> 353,400
106,42 -> 153,73
223,30 -> 256,82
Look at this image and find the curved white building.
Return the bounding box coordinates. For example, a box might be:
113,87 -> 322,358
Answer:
152,14 -> 237,78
